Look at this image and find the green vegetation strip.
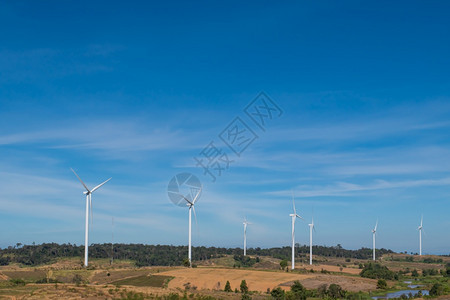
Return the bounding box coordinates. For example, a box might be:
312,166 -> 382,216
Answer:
111,274 -> 173,287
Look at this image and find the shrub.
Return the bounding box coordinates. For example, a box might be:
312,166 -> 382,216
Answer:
376,279 -> 387,289
270,287 -> 285,300
360,263 -> 395,280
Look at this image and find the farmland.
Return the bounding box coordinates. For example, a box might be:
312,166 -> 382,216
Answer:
0,252 -> 449,299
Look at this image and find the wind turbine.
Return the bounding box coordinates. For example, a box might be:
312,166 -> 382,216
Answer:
372,220 -> 378,261
418,215 -> 423,256
71,168 -> 111,267
308,216 -> 315,265
289,192 -> 303,270
180,186 -> 202,267
243,217 -> 252,256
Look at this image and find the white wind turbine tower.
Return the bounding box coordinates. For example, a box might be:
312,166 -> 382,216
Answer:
290,192 -> 303,270
71,168 -> 111,267
180,187 -> 202,267
372,220 -> 378,261
418,215 -> 423,256
243,217 -> 252,256
308,216 -> 315,265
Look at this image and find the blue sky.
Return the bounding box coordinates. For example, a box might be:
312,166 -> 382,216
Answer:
0,1 -> 449,254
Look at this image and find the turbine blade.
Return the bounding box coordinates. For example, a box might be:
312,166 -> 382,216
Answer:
296,214 -> 303,219
71,168 -> 90,192
374,219 -> 378,231
192,205 -> 198,227
192,186 -> 202,204
291,190 -> 296,215
91,177 -> 112,193
182,195 -> 193,205
420,215 -> 423,227
90,194 -> 93,228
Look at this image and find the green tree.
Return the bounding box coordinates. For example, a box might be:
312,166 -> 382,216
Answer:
376,279 -> 387,289
270,287 -> 285,300
290,281 -> 307,300
429,283 -> 444,296
411,269 -> 419,277
240,280 -> 249,294
328,284 -> 345,299
280,259 -> 288,270
224,281 -> 232,292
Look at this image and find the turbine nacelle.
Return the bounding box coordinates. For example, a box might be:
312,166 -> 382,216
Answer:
372,220 -> 378,234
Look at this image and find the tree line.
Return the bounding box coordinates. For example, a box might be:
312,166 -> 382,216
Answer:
0,243 -> 393,267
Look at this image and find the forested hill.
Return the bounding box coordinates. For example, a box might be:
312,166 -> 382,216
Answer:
0,243 -> 393,267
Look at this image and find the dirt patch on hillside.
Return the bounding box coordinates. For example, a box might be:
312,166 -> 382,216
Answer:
303,264 -> 362,275
281,274 -> 377,292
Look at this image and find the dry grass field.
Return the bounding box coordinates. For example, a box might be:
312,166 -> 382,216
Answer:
0,254 -> 448,299
159,266 -> 377,292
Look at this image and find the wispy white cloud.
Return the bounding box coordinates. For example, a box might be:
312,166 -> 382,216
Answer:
0,120 -> 206,157
269,177 -> 450,198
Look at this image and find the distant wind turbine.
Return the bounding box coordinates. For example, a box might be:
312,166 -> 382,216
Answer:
290,192 -> 303,270
180,186 -> 202,267
111,216 -> 114,265
418,215 -> 423,256
71,168 -> 111,267
308,216 -> 315,265
372,220 -> 378,261
243,217 -> 252,256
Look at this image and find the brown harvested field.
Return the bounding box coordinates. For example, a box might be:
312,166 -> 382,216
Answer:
160,267 -> 311,292
300,264 -> 362,275
159,267 -> 376,292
